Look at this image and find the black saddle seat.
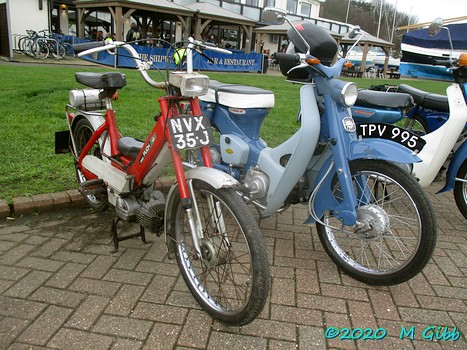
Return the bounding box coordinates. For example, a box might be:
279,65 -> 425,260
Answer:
75,72 -> 127,90
398,84 -> 449,113
118,137 -> 143,159
356,90 -> 414,109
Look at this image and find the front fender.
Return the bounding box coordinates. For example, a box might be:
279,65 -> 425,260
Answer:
306,139 -> 420,224
350,138 -> 421,164
439,141 -> 467,193
164,167 -> 239,258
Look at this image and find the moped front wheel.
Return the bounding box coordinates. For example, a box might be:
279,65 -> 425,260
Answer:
453,160 -> 467,220
317,159 -> 437,286
167,180 -> 269,326
73,118 -> 109,212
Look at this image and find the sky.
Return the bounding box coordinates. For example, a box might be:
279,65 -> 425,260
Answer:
384,0 -> 467,23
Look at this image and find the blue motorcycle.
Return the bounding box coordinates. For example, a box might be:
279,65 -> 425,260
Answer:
194,7 -> 437,285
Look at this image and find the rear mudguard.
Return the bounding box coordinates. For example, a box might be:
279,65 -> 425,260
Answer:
69,111 -> 109,156
306,139 -> 420,224
164,167 -> 239,258
439,140 -> 467,193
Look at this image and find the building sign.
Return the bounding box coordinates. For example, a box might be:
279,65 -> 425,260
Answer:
80,44 -> 263,72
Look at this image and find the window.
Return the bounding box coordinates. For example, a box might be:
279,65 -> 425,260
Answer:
300,3 -> 311,17
286,0 -> 297,14
264,0 -> 276,7
246,0 -> 258,6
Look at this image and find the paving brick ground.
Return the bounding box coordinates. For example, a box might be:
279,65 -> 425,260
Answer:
0,182 -> 465,349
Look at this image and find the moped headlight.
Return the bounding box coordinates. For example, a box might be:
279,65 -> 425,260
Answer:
169,72 -> 209,97
341,82 -> 358,107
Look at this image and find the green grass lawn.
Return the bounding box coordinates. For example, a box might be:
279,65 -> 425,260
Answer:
0,63 -> 451,203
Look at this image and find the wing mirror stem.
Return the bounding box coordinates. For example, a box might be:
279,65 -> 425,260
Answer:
429,18 -> 454,63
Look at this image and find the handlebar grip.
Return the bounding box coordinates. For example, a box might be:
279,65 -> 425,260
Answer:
76,41 -> 125,57
432,59 -> 454,67
273,52 -> 300,64
200,42 -> 232,55
73,41 -> 105,54
207,46 -> 232,55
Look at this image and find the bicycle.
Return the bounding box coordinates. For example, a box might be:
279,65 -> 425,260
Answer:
56,39 -> 269,326
20,30 -> 49,59
49,34 -> 75,60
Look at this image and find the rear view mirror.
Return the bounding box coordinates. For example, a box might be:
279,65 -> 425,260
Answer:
427,18 -> 454,62
348,26 -> 361,39
428,18 -> 444,36
261,7 -> 287,25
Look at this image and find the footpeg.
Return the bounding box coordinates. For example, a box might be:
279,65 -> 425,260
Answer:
79,179 -> 107,195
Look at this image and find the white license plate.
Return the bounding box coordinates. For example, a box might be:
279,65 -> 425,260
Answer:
168,114 -> 213,150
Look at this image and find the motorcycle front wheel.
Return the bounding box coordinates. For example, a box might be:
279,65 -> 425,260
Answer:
167,180 -> 269,326
317,159 -> 437,286
73,118 -> 109,212
453,160 -> 467,220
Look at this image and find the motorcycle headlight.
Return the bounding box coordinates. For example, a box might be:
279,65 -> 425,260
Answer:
169,72 -> 209,97
340,82 -> 358,107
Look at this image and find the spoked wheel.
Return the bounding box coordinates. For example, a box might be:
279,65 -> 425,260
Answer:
454,160 -> 467,220
73,118 -> 109,212
62,43 -> 75,60
167,180 -> 269,326
316,160 -> 437,285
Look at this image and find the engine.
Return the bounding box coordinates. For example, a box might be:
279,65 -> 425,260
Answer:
242,167 -> 269,200
115,187 -> 165,235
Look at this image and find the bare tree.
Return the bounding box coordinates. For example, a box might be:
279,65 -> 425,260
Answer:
320,0 -> 417,54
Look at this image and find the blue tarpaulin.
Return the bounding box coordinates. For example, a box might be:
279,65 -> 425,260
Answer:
402,23 -> 467,50
80,44 -> 263,72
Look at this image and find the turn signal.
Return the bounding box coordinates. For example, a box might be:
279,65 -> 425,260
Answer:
459,53 -> 467,67
306,57 -> 321,65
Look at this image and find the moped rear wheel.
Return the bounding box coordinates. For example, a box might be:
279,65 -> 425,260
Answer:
403,113 -> 429,135
167,180 -> 269,326
73,118 -> 109,212
453,160 -> 467,220
316,160 -> 437,286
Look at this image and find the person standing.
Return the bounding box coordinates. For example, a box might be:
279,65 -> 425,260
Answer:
126,23 -> 142,43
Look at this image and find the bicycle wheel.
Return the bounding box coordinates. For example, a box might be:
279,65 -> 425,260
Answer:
316,159 -> 437,286
31,40 -> 49,59
23,38 -> 36,57
17,36 -> 29,53
167,180 -> 269,326
62,43 -> 75,60
454,160 -> 467,220
73,119 -> 109,212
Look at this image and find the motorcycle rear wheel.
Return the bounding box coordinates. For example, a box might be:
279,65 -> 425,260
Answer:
317,159 -> 437,286
73,118 -> 109,212
453,160 -> 467,220
167,180 -> 269,326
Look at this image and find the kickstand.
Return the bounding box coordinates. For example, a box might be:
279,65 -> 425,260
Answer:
111,217 -> 148,253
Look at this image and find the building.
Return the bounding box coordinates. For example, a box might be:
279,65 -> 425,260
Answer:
0,0 -> 328,58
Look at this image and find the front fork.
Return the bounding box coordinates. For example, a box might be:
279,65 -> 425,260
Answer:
163,97 -> 226,259
323,96 -> 360,226
184,179 -> 229,259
